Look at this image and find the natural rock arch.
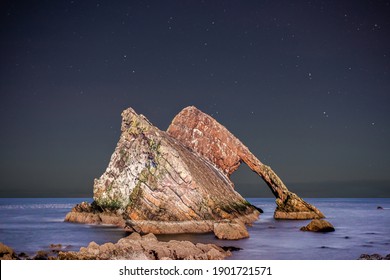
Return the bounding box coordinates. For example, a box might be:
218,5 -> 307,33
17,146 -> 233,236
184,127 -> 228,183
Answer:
167,106 -> 324,219
66,106 -> 324,240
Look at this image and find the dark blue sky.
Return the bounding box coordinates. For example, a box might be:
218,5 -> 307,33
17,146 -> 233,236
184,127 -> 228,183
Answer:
1,0 -> 389,197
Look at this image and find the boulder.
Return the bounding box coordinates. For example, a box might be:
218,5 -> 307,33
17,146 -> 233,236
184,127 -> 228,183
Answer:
300,219 -> 335,232
213,220 -> 249,240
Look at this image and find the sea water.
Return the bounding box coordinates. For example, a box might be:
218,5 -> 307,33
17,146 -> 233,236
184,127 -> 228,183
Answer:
0,198 -> 389,259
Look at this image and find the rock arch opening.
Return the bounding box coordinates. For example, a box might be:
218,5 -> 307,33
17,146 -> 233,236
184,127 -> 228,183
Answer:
230,162 -> 273,198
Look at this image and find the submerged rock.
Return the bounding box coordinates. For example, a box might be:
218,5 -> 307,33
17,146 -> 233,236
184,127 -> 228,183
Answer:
57,233 -> 230,260
167,106 -> 324,220
300,219 -> 335,232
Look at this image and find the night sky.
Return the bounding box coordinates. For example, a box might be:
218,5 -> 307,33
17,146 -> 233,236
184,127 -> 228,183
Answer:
1,0 -> 389,198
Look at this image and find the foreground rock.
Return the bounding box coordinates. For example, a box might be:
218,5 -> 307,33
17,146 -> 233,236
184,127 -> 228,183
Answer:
300,219 -> 335,232
168,106 -> 324,220
66,107 -> 259,239
1,234 -> 231,260
358,253 -> 390,260
57,233 -> 230,260
0,242 -> 18,260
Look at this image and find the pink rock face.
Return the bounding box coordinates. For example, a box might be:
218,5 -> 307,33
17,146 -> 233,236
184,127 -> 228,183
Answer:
167,106 -> 244,176
167,106 -> 324,220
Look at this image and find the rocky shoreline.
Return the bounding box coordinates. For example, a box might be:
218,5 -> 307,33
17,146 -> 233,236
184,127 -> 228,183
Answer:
0,233 -> 232,260
3,237 -> 389,260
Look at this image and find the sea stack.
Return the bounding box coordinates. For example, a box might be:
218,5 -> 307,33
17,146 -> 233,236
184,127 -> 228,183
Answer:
66,107 -> 259,239
66,106 -> 324,239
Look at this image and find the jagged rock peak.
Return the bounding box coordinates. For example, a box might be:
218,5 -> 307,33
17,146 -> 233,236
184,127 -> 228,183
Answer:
67,107 -> 259,239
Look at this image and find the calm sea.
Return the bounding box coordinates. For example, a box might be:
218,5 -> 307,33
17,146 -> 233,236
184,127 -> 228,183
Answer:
0,198 -> 389,259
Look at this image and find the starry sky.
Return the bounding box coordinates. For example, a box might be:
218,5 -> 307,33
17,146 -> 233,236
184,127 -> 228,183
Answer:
1,0 -> 389,198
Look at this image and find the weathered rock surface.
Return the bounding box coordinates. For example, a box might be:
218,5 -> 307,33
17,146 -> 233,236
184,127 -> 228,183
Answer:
66,107 -> 260,239
57,233 -> 231,260
167,106 -> 324,219
300,219 -> 335,232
